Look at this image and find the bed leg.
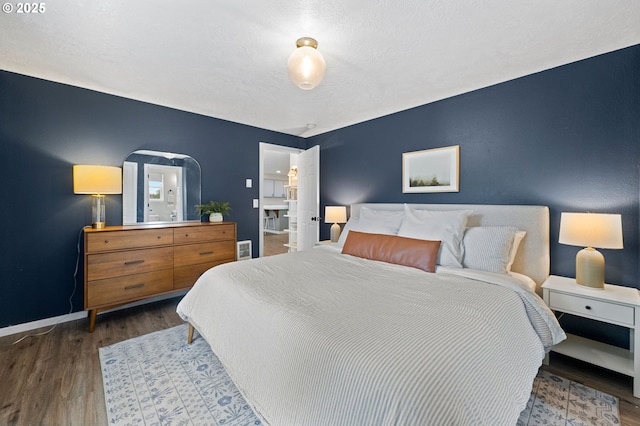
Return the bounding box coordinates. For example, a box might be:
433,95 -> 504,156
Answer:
187,323 -> 194,344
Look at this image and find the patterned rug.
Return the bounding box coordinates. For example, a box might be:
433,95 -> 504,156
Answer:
99,324 -> 619,426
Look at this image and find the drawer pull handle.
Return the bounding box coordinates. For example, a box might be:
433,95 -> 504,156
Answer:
184,234 -> 189,237
124,260 -> 145,266
200,251 -> 214,256
585,305 -> 592,310
125,283 -> 145,290
104,240 -> 109,244
157,235 -> 162,239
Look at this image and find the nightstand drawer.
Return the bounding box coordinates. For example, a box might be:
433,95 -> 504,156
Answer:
549,292 -> 634,326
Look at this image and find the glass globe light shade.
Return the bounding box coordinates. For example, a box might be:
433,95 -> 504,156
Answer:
287,42 -> 326,90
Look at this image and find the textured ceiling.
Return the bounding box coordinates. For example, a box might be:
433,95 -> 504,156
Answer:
1,1 -> 639,137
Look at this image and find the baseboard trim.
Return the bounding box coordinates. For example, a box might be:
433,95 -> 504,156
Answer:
0,291 -> 188,338
0,311 -> 88,338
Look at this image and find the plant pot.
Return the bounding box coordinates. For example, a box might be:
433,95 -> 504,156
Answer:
209,212 -> 223,223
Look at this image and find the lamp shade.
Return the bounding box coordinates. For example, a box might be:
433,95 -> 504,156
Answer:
559,212 -> 623,249
73,165 -> 122,194
288,37 -> 326,90
325,206 -> 347,224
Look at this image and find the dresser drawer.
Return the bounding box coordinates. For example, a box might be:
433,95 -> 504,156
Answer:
174,261 -> 231,289
549,292 -> 635,326
87,247 -> 174,281
87,270 -> 173,307
173,224 -> 235,244
174,240 -> 236,267
86,228 -> 174,252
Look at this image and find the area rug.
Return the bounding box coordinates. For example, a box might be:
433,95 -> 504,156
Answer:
99,324 -> 619,426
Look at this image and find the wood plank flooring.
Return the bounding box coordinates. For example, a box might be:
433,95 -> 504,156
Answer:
0,298 -> 184,425
263,232 -> 289,256
1,297 -> 638,425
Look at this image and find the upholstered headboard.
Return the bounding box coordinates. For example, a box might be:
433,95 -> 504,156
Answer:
350,204 -> 550,291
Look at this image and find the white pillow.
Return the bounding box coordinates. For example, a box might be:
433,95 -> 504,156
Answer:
337,217 -> 358,247
336,208 -> 405,247
358,207 -> 405,235
507,230 -> 527,271
397,207 -> 472,267
462,226 -> 519,274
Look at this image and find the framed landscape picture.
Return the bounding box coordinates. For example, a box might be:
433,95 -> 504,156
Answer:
402,145 -> 460,193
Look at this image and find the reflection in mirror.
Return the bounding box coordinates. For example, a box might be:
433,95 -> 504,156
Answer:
122,150 -> 201,224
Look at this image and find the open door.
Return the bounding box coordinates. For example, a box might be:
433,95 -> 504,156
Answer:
296,145 -> 320,251
259,143 -> 320,256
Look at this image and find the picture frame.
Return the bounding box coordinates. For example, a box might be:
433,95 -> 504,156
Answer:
402,145 -> 460,193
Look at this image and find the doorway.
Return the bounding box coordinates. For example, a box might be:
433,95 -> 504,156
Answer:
143,164 -> 183,222
259,143 -> 301,257
259,143 -> 320,257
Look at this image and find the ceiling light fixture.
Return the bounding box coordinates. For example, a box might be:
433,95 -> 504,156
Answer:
287,37 -> 326,90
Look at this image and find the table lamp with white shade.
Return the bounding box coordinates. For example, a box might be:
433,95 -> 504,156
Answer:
558,212 -> 623,289
325,206 -> 347,242
74,165 -> 122,229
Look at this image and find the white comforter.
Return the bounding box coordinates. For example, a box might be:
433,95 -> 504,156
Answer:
177,247 -> 565,426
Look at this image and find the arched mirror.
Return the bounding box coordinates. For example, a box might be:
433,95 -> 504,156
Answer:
122,150 -> 201,224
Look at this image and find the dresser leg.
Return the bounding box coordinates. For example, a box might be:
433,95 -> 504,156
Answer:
88,309 -> 97,333
188,323 -> 194,344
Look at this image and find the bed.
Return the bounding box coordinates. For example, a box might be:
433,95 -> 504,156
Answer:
177,203 -> 565,425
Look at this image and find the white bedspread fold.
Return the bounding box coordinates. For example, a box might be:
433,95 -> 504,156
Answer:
177,248 -> 565,426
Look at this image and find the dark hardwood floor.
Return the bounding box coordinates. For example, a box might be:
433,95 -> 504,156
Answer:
1,297 -> 638,425
0,298 -> 184,425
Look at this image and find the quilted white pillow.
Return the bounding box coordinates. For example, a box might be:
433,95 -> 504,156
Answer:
462,226 -> 520,274
397,207 -> 472,267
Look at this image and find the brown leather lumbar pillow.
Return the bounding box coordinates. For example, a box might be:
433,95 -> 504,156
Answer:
341,230 -> 441,273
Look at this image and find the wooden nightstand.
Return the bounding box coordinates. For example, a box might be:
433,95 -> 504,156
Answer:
542,275 -> 640,397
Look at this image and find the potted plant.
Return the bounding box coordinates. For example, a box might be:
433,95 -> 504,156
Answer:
195,201 -> 231,223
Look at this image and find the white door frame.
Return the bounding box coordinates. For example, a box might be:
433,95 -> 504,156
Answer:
259,142 -> 302,257
143,163 -> 183,222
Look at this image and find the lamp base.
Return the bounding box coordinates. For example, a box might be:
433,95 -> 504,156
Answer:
575,247 -> 605,289
91,194 -> 107,229
330,223 -> 341,242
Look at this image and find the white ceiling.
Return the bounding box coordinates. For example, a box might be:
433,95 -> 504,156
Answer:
1,1 -> 639,138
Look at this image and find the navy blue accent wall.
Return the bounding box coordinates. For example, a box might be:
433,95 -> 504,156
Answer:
2,44 -> 639,345
311,45 -> 640,347
0,70 -> 303,328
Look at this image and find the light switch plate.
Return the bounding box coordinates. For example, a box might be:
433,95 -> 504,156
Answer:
253,199 -> 259,208
246,179 -> 252,188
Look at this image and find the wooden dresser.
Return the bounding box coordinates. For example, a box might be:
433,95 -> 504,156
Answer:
83,222 -> 236,331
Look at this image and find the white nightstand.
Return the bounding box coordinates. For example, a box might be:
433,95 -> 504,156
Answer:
542,275 -> 640,397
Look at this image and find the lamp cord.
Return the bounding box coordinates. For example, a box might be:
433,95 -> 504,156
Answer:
9,225 -> 87,345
